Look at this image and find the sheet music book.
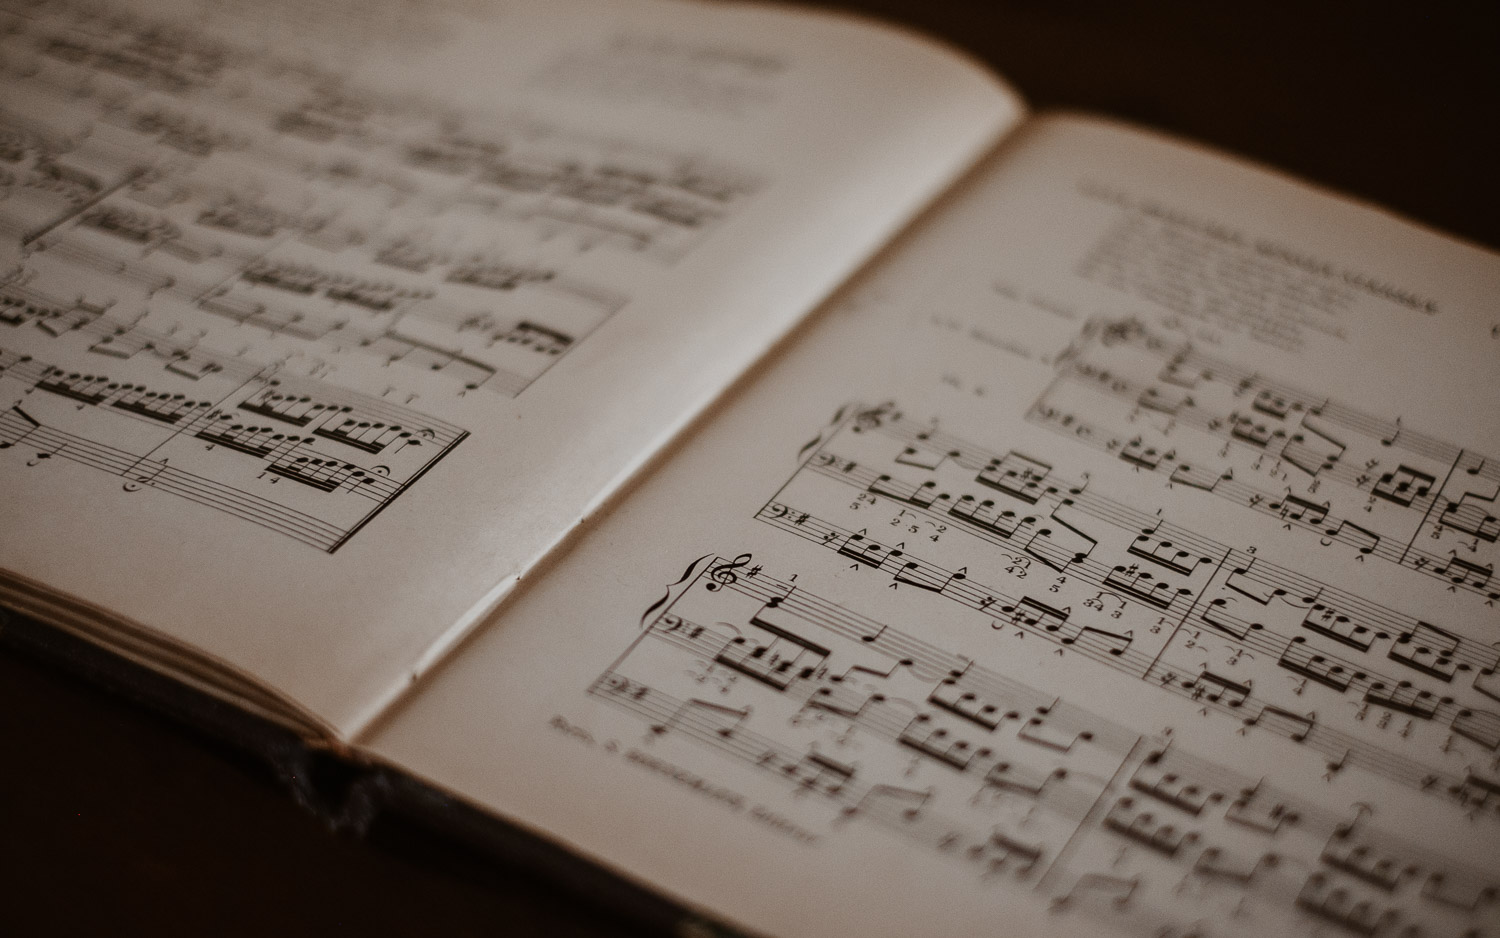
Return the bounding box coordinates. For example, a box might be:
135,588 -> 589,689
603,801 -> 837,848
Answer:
2,2 -> 1497,935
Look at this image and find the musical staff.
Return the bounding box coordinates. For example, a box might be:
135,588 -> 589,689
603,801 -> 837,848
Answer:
0,0 -> 763,406
0,335 -> 467,552
1027,320 -> 1500,600
592,554 -> 1499,937
748,403 -> 1500,819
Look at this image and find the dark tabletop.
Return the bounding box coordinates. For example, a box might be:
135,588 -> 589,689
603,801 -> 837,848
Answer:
3,3 -> 1496,936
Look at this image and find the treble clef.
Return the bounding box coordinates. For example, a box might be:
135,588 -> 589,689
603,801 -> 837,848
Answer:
706,553 -> 753,591
851,401 -> 896,433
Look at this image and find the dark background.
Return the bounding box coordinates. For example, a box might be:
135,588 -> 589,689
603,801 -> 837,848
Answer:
3,2 -> 1497,936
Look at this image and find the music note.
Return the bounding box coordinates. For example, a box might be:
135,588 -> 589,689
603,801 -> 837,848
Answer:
1251,387 -> 1293,419
1387,622 -> 1461,682
1248,704 -> 1316,742
897,714 -> 990,771
1103,796 -> 1201,857
983,761 -> 1065,799
1450,708 -> 1500,751
891,560 -> 965,593
1017,705 -> 1093,752
1059,624 -> 1130,656
1421,867 -> 1500,911
499,321 -> 573,356
868,474 -> 949,510
1278,637 -> 1354,693
929,671 -> 1012,731
1371,463 -> 1437,507
1158,355 -> 1203,389
1187,671 -> 1252,708
1456,772 -> 1500,811
844,784 -> 931,824
1167,462 -> 1225,491
837,532 -> 898,568
1321,519 -> 1381,555
1319,826 -> 1410,891
1435,554 -> 1493,592
1118,436 -> 1163,470
1126,529 -> 1213,576
947,495 -> 1027,537
36,368 -> 112,406
195,421 -> 292,459
974,451 -> 1051,503
1362,680 -> 1439,719
968,829 -> 1044,877
1129,750 -> 1224,816
1439,491 -> 1499,542
1102,564 -> 1190,610
803,683 -> 879,720
1229,413 -> 1279,448
1053,873 -> 1138,911
264,454 -> 363,492
1022,513 -> 1097,572
714,615 -> 829,691
1297,875 -> 1397,934
1136,384 -> 1189,416
1200,598 -> 1257,639
649,698 -> 750,740
764,749 -> 856,796
893,445 -> 948,471
1378,417 -> 1403,447
1222,558 -> 1282,604
1194,846 -> 1271,883
1280,421 -> 1345,476
1474,658 -> 1500,705
1282,493 -> 1333,526
1007,596 -> 1072,634
1226,782 -> 1299,835
0,406 -> 42,449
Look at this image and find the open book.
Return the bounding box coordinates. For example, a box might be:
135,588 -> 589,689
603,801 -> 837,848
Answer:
3,0 -> 1497,934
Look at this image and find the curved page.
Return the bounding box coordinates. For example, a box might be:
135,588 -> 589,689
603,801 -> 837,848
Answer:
369,115 -> 1500,938
0,0 -> 1021,733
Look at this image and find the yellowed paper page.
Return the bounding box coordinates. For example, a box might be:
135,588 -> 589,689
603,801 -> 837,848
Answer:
0,0 -> 1020,732
370,115 -> 1500,937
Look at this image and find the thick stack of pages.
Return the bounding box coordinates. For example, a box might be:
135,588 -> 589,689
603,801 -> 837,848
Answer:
2,2 -> 1496,936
